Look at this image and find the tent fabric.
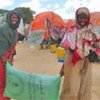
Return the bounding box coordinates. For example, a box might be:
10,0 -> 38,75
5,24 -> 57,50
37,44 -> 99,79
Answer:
90,12 -> 100,26
65,19 -> 75,28
30,11 -> 65,30
4,62 -> 61,100
27,30 -> 44,44
17,18 -> 25,35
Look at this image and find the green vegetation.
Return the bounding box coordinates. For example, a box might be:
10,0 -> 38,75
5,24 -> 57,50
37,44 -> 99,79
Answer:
0,9 -> 9,14
15,7 -> 35,24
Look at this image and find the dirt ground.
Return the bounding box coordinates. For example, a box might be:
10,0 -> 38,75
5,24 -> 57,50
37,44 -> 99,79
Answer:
13,42 -> 100,100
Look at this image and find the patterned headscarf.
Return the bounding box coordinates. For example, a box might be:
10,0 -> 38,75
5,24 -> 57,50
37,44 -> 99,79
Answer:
75,7 -> 90,28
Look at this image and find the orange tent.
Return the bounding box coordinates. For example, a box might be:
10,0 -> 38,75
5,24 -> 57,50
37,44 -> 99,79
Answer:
65,19 -> 75,28
90,12 -> 100,26
30,11 -> 65,30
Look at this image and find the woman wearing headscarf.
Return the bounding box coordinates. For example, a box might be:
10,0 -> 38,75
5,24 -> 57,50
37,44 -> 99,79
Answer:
59,7 -> 100,100
0,10 -> 20,100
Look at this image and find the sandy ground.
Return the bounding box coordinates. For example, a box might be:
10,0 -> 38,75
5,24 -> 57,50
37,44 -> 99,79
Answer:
13,42 -> 100,100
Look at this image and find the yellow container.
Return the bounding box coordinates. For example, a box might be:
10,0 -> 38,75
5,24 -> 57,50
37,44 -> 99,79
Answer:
50,44 -> 57,53
56,47 -> 65,59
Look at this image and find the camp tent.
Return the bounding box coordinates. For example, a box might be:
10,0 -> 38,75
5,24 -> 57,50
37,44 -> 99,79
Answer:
30,11 -> 65,30
90,12 -> 100,26
65,19 -> 75,28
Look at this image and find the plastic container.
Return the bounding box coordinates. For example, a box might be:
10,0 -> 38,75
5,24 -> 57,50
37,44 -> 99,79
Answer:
58,58 -> 64,62
56,47 -> 65,59
50,44 -> 57,53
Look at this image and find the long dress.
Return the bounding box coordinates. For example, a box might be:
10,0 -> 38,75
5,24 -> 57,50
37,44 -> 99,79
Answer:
0,22 -> 17,100
60,7 -> 100,100
60,49 -> 92,100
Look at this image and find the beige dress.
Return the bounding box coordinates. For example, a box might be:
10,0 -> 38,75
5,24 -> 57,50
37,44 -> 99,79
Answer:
60,49 -> 92,100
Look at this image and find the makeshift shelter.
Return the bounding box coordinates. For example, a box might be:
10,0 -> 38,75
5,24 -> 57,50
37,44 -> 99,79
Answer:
30,11 -> 65,30
28,30 -> 45,45
17,18 -> 25,35
90,12 -> 100,26
65,19 -> 75,29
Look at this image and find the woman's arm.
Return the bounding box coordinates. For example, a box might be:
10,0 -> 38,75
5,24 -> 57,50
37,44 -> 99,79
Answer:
59,63 -> 64,77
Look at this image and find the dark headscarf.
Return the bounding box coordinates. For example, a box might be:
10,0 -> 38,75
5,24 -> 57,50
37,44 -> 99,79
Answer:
0,10 -> 20,56
6,10 -> 21,30
75,7 -> 90,29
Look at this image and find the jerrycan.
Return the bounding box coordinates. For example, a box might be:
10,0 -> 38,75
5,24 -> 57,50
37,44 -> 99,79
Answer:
56,47 -> 65,62
50,44 -> 57,53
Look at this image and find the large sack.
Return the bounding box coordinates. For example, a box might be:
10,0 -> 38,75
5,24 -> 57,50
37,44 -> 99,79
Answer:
4,62 -> 61,100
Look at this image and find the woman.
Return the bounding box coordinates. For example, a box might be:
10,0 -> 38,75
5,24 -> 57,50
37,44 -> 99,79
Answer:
60,7 -> 100,100
0,10 -> 20,100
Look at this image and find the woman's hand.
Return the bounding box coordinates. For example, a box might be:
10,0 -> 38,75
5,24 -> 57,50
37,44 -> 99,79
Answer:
1,56 -> 8,63
1,56 -> 13,65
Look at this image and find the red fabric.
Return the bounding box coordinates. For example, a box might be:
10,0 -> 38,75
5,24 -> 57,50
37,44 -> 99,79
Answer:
82,38 -> 92,46
44,32 -> 49,40
71,48 -> 81,65
0,63 -> 10,100
96,48 -> 100,56
71,7 -> 90,65
0,47 -> 15,100
96,38 -> 100,42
